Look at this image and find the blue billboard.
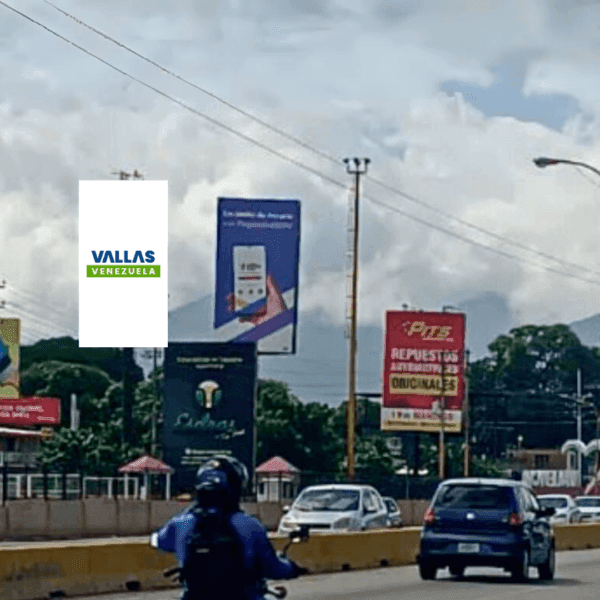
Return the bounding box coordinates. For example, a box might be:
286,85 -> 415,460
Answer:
214,198 -> 301,354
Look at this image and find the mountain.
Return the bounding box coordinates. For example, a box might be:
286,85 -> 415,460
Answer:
167,291 -> 518,406
568,313 -> 600,348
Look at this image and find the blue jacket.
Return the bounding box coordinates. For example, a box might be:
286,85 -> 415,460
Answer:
152,507 -> 298,600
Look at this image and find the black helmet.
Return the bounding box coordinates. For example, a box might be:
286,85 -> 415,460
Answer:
195,454 -> 249,508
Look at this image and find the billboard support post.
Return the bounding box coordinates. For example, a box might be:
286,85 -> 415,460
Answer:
343,157 -> 370,482
463,349 -> 471,477
439,351 -> 446,480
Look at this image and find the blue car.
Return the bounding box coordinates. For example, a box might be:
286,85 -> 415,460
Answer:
418,478 -> 555,582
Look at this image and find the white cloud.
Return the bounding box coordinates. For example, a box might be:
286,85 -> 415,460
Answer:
3,0 -> 600,344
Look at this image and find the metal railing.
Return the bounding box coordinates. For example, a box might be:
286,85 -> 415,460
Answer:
0,451 -> 40,468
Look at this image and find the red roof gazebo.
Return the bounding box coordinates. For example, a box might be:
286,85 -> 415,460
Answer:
256,456 -> 299,474
119,455 -> 174,500
255,456 -> 299,503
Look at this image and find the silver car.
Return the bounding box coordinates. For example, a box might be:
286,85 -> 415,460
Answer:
382,496 -> 403,527
575,496 -> 600,522
277,484 -> 389,534
537,494 -> 580,524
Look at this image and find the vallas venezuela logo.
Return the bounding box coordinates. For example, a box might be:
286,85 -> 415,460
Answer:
86,250 -> 160,278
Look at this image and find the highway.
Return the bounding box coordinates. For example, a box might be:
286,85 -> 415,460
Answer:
75,548 -> 600,600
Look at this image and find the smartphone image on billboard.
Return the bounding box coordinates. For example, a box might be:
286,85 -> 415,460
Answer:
233,245 -> 267,317
0,335 -> 12,383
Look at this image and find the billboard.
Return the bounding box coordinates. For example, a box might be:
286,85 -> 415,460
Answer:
0,397 -> 61,426
0,319 -> 20,399
162,342 -> 257,494
79,180 -> 168,348
214,198 -> 301,354
381,311 -> 466,433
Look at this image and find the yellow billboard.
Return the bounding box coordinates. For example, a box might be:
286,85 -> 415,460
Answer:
0,319 -> 20,399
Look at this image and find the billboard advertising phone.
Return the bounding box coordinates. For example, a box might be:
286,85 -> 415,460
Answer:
214,198 -> 300,355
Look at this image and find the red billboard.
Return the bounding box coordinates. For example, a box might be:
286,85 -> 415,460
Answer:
381,311 -> 466,433
0,397 -> 61,426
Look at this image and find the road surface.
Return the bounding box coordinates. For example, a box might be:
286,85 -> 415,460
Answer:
73,548 -> 600,600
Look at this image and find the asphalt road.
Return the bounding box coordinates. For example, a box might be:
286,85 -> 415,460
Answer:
73,548 -> 600,600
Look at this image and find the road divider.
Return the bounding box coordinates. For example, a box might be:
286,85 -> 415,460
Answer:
1,523 -> 599,600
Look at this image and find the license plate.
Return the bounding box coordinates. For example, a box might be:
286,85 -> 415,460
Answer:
458,543 -> 480,553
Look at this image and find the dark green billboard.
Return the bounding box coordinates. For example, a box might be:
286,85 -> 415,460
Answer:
163,342 -> 257,494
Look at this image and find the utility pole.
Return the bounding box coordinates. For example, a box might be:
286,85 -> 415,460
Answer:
343,157 -> 370,482
152,347 -> 161,456
577,369 -> 583,486
113,169 -> 144,451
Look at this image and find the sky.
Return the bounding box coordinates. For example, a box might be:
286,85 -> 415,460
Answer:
3,0 -> 600,356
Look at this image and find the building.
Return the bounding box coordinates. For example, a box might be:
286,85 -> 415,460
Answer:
255,456 -> 299,503
506,448 -> 574,471
0,427 -> 48,468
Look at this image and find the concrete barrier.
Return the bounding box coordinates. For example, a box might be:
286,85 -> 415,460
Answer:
3,516 -> 599,599
4,522 -> 600,600
0,499 -> 285,541
554,522 -> 600,551
0,538 -> 178,600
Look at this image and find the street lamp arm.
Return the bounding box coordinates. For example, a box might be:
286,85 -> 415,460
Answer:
533,157 -> 600,179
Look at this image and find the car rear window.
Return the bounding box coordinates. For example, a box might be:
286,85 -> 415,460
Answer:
434,484 -> 513,509
576,498 -> 600,508
539,497 -> 568,509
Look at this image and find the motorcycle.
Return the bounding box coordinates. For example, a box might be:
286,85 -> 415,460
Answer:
160,525 -> 310,599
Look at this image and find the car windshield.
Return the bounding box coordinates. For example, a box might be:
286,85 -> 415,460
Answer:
576,498 -> 600,507
384,499 -> 397,513
538,497 -> 568,509
294,489 -> 360,512
434,484 -> 513,510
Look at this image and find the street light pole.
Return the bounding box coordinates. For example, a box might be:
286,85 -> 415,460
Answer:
533,157 -> 600,179
343,157 -> 370,482
533,157 -> 600,485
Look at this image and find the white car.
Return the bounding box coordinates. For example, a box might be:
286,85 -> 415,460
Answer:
277,484 -> 390,534
575,496 -> 600,522
537,494 -> 580,524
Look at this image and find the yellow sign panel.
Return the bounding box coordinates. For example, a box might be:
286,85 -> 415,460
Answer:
389,373 -> 458,396
0,319 -> 20,399
381,407 -> 462,433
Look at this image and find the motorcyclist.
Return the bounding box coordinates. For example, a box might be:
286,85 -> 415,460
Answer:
151,454 -> 307,599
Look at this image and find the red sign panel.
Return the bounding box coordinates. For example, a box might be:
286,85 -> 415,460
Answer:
381,311 -> 466,433
0,397 -> 61,426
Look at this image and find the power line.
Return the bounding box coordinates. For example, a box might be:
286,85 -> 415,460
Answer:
1,280 -> 74,318
41,0 -> 600,279
4,1 -> 600,288
6,286 -> 75,325
4,302 -> 77,338
42,0 -> 342,169
365,176 -> 600,278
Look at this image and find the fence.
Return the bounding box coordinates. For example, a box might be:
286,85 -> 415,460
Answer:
248,470 -> 442,503
0,464 -> 169,503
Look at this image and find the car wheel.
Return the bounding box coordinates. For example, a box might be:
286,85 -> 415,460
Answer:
538,544 -> 555,581
449,564 -> 465,578
419,560 -> 437,580
511,548 -> 530,582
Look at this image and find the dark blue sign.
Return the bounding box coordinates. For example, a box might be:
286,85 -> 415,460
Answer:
162,342 -> 257,494
214,198 -> 300,354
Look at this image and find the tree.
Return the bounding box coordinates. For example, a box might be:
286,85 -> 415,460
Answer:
21,361 -> 114,425
20,337 -> 142,383
486,324 -> 600,393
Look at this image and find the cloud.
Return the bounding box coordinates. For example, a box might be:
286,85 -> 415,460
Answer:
3,0 -> 600,345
